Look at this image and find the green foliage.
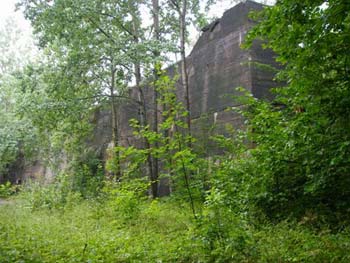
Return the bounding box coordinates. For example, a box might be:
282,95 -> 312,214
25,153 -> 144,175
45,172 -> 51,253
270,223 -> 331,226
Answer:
0,17 -> 36,76
254,222 -> 350,262
0,64 -> 39,177
19,175 -> 82,211
0,191 -> 198,262
1,1 -> 349,262
0,182 -> 18,198
0,17 -> 41,178
1,196 -> 350,262
196,188 -> 255,262
68,150 -> 105,199
102,179 -> 148,221
109,72 -> 207,214
106,145 -> 148,180
237,0 -> 350,223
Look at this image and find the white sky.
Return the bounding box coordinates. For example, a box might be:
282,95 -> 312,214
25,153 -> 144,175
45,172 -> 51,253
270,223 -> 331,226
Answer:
0,0 -> 275,34
0,0 -> 31,31
0,0 -> 247,24
0,0 -> 275,58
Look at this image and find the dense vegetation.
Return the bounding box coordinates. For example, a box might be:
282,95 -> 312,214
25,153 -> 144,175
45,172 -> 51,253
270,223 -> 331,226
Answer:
1,187 -> 350,262
0,0 -> 349,261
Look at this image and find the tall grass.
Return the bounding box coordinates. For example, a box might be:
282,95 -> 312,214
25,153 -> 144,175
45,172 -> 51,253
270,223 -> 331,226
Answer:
0,182 -> 350,262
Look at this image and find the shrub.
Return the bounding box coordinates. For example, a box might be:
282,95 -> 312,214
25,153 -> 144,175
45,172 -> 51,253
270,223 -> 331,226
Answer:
19,175 -> 82,211
0,181 -> 18,198
102,179 -> 148,221
196,188 -> 256,262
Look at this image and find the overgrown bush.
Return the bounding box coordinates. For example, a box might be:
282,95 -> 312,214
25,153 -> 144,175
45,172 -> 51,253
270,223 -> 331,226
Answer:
19,175 -> 82,210
1,193 -> 350,262
196,188 -> 256,262
68,150 -> 105,199
102,178 -> 148,221
0,182 -> 17,198
254,223 -> 350,262
241,0 -> 350,224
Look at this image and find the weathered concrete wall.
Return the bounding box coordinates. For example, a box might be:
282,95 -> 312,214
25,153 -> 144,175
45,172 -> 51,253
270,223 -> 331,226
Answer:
186,1 -> 256,117
71,0 -> 279,162
117,0 -> 278,148
3,1 -> 278,184
2,158 -> 54,185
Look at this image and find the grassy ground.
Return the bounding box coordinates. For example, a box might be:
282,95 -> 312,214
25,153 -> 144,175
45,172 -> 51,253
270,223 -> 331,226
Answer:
1,194 -> 350,262
0,197 -> 199,262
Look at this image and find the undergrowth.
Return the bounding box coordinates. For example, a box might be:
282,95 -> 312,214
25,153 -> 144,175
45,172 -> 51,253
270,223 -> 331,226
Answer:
0,182 -> 350,262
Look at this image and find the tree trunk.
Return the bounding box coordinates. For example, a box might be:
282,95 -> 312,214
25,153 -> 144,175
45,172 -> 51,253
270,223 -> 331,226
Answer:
134,63 -> 156,192
179,0 -> 192,145
110,65 -> 121,180
130,11 -> 156,192
151,0 -> 160,198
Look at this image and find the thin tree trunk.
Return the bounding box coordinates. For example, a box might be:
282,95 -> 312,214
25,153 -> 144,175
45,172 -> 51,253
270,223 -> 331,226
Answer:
134,63 -> 155,190
151,0 -> 160,198
130,10 -> 155,193
179,0 -> 192,146
110,65 -> 121,180
174,125 -> 197,219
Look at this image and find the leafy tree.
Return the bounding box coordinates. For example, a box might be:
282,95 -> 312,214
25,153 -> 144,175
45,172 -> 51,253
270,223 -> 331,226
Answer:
0,17 -> 37,76
0,73 -> 37,178
18,0 -> 142,177
0,19 -> 39,181
241,0 -> 350,222
111,72 -> 205,216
